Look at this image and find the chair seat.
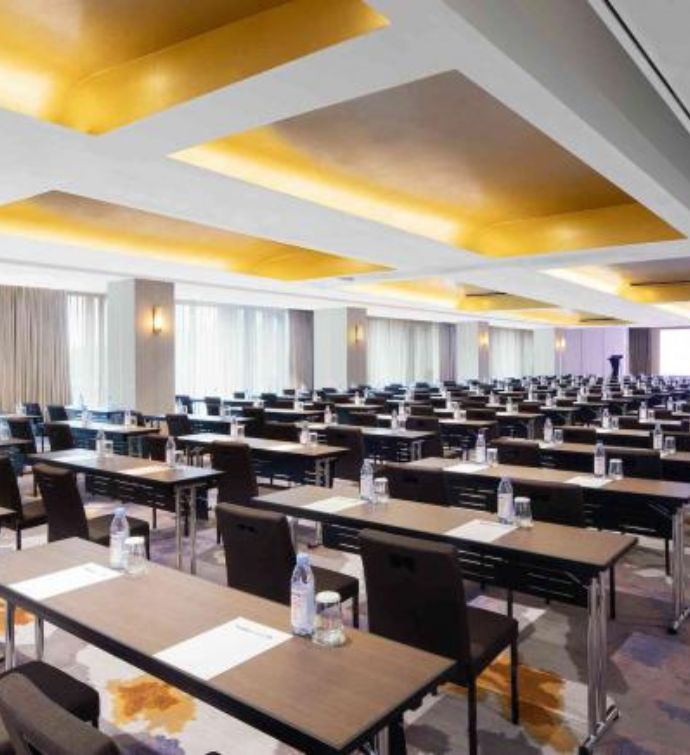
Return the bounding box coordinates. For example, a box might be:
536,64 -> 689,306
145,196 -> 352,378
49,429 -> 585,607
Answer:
86,514 -> 150,546
14,498 -> 46,529
312,565 -> 359,603
0,660 -> 100,754
455,606 -> 518,681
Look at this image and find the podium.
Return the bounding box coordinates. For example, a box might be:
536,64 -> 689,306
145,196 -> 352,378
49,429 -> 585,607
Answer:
608,354 -> 623,381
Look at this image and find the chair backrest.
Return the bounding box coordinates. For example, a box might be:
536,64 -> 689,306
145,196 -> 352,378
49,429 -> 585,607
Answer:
359,529 -> 470,662
175,395 -> 193,414
617,416 -> 642,430
562,426 -> 597,445
466,408 -> 497,420
663,431 -> 690,452
324,426 -> 365,482
0,455 -> 23,518
510,479 -> 585,527
34,464 -> 90,541
603,446 -> 662,479
22,402 -> 41,418
7,418 -> 36,453
0,674 -> 119,755
141,434 -> 167,462
600,432 -> 652,449
495,439 -> 540,467
262,421 -> 299,442
381,463 -> 448,505
44,423 -> 74,452
409,405 -> 434,417
165,413 -> 192,437
216,502 -> 294,604
260,393 -> 278,407
242,407 -> 265,437
46,405 -> 68,422
403,416 -> 444,457
349,412 -> 378,427
204,397 -> 221,416
211,442 -> 259,505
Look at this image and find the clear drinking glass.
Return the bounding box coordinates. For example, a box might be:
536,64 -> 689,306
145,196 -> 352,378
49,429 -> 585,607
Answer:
553,428 -> 564,445
236,424 -> 246,439
103,439 -> 114,458
125,536 -> 147,576
608,458 -> 624,480
611,415 -> 620,430
487,448 -> 499,467
173,449 -> 185,468
664,436 -> 677,455
514,496 -> 533,528
313,590 -> 346,647
373,477 -> 390,503
309,431 -> 319,447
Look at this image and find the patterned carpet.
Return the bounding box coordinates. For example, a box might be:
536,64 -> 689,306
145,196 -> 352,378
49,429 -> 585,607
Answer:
3,477 -> 689,754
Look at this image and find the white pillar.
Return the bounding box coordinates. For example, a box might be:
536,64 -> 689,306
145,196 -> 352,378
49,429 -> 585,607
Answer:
107,279 -> 175,414
313,307 -> 367,388
456,321 -> 490,380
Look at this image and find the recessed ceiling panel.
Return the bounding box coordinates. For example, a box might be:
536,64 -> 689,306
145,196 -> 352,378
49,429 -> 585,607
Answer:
175,70 -> 682,256
0,191 -> 388,280
0,0 -> 388,133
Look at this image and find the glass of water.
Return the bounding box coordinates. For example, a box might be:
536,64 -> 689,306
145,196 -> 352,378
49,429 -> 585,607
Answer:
373,477 -> 390,503
514,496 -> 533,528
313,591 -> 346,647
125,536 -> 147,577
236,424 -> 246,439
611,415 -> 620,430
103,440 -> 114,458
664,436 -> 677,455
608,458 -> 624,480
173,450 -> 185,468
487,447 -> 499,467
309,431 -> 319,447
553,428 -> 564,445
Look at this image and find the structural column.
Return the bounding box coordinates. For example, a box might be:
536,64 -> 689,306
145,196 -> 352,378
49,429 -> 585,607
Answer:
455,321 -> 490,381
533,327 -> 567,375
313,307 -> 367,388
107,279 -> 175,414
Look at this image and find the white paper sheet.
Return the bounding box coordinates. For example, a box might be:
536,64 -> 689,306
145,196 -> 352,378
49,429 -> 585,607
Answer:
566,475 -> 612,489
154,617 -> 291,680
303,496 -> 361,514
122,465 -> 166,476
266,443 -> 304,452
10,562 -> 122,601
444,463 -> 489,474
446,519 -> 516,543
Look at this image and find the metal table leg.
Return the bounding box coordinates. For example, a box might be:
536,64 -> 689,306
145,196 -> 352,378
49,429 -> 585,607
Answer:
35,616 -> 44,660
670,504 -> 690,633
189,486 -> 198,576
5,603 -> 15,671
174,488 -> 183,571
579,572 -> 618,753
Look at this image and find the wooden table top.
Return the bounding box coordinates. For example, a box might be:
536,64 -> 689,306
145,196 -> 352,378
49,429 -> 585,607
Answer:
409,457 -> 690,502
185,414 -> 249,423
0,539 -> 454,754
29,449 -> 220,487
0,437 -> 33,448
561,424 -> 651,439
308,423 -> 433,440
522,439 -> 690,466
58,421 -> 154,436
254,486 -> 634,571
178,433 -> 348,458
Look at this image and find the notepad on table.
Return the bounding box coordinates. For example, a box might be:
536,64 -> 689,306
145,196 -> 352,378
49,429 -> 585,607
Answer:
10,563 -> 122,601
445,519 -> 516,544
444,463 -> 488,474
122,465 -> 166,476
566,475 -> 612,489
302,496 -> 361,514
155,617 -> 291,680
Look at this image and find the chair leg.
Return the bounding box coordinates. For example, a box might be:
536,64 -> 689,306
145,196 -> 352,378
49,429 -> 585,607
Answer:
389,717 -> 407,755
506,588 -> 514,618
510,636 -> 519,725
467,677 -> 478,755
152,506 -> 157,530
665,538 -> 671,576
352,595 -> 360,628
15,527 -> 21,551
609,566 -> 617,620
145,537 -> 150,560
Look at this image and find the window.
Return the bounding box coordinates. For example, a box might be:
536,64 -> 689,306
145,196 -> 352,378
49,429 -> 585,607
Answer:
489,327 -> 534,378
67,293 -> 107,406
660,329 -> 690,375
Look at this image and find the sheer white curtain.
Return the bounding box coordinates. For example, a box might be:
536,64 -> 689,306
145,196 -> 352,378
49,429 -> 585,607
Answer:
176,302 -> 290,396
489,327 -> 534,378
67,294 -> 107,406
367,317 -> 441,386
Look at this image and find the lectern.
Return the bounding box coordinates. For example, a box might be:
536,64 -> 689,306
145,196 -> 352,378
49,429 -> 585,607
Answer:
608,354 -> 623,380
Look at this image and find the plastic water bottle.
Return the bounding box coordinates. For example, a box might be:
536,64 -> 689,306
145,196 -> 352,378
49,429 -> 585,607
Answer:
543,417 -> 554,443
497,477 -> 514,524
653,423 -> 663,451
594,442 -> 606,478
165,436 -> 176,467
79,392 -> 85,410
360,459 -> 375,502
109,507 -> 130,571
602,408 -> 610,429
667,397 -> 674,412
324,406 -> 334,425
639,401 -> 648,421
0,420 -> 9,441
390,409 -> 399,430
475,429 -> 487,463
95,428 -> 106,456
290,553 -> 315,637
124,409 -> 132,427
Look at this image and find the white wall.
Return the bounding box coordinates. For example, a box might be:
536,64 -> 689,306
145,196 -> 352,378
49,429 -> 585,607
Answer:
561,327 -> 628,377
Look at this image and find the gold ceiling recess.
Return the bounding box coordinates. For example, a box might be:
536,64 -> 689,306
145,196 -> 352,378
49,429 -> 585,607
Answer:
0,0 -> 388,133
175,71 -> 682,257
0,191 -> 388,280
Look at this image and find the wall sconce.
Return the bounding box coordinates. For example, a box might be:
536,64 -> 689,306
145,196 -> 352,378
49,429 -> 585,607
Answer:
478,331 -> 490,349
354,324 -> 364,344
151,306 -> 164,335
555,336 -> 567,352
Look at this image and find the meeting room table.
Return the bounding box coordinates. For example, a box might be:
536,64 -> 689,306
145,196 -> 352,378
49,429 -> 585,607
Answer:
27,449 -> 220,574
252,484 -> 636,754
0,538 -> 454,755
56,420 -> 154,455
308,422 -> 433,461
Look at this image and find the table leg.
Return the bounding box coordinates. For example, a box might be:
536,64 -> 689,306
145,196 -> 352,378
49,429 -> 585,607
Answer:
189,486 -> 198,576
174,488 -> 183,571
579,572 -> 618,753
35,616 -> 44,660
5,603 -> 15,671
670,504 -> 690,633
